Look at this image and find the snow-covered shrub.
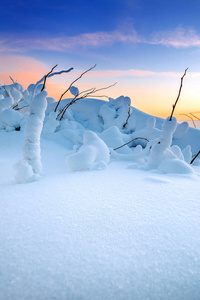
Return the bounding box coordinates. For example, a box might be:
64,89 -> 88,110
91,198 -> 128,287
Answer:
99,96 -> 132,130
130,116 -> 161,147
15,90 -> 47,182
145,117 -> 194,174
0,108 -> 24,131
43,111 -> 60,134
173,121 -> 189,140
66,131 -> 110,171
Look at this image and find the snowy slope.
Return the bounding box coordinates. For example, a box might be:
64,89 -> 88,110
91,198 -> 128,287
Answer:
1,82 -> 200,299
0,128 -> 200,300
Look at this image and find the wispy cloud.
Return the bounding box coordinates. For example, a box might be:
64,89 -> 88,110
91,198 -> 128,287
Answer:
0,29 -> 142,53
1,26 -> 200,54
151,26 -> 200,48
84,69 -> 200,78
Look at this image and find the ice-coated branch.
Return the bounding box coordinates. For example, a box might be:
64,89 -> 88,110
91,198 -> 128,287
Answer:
169,68 -> 188,121
54,64 -> 96,112
36,66 -> 73,89
113,137 -> 149,151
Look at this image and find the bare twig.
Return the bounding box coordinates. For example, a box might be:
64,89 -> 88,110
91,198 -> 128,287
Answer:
54,64 -> 97,112
179,113 -> 196,128
15,105 -> 29,111
169,68 -> 188,121
113,137 -> 149,151
9,76 -> 15,84
57,82 -> 117,121
190,151 -> 200,164
123,104 -> 131,128
41,64 -> 58,91
190,113 -> 200,121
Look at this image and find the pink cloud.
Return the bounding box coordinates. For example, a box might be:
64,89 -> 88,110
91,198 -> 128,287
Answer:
0,55 -> 48,87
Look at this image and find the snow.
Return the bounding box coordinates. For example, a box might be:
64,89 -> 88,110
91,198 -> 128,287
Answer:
66,131 -> 110,171
1,81 -> 200,299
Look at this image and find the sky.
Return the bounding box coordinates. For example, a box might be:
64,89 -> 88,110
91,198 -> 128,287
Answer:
1,0 -> 200,118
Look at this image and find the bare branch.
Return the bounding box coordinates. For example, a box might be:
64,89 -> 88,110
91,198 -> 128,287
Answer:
190,150 -> 200,164
179,113 -> 196,128
15,105 -> 29,111
93,82 -> 117,93
113,137 -> 149,151
54,64 -> 96,112
169,68 -> 188,121
9,76 -> 15,84
123,104 -> 131,128
88,95 -> 109,99
41,64 -> 58,91
190,113 -> 200,121
57,82 -> 117,120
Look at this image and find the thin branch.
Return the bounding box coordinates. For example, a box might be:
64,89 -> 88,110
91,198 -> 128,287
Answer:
88,94 -> 109,99
123,104 -> 131,128
190,151 -> 200,164
54,64 -> 96,112
179,113 -> 196,128
113,137 -> 149,151
36,67 -> 73,88
15,105 -> 29,111
169,68 -> 188,121
190,113 -> 200,121
9,76 -> 15,84
41,64 -> 58,91
92,82 -> 117,93
57,82 -> 117,120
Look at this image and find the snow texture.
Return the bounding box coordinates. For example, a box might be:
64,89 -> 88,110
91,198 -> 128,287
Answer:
1,128 -> 200,300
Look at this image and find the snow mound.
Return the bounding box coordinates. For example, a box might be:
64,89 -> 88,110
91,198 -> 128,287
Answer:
0,108 -> 24,131
66,131 -> 110,171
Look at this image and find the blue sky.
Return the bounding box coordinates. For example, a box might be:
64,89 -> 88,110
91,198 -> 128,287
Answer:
1,0 -> 200,117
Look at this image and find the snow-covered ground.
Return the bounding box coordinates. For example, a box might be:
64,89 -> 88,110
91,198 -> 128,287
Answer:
0,80 -> 200,299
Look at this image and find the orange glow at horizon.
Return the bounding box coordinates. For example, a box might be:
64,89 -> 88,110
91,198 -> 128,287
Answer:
1,58 -> 200,121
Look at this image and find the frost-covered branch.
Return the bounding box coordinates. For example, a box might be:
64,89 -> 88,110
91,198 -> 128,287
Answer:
169,68 -> 188,121
113,137 -> 149,151
36,66 -> 73,88
54,64 -> 96,112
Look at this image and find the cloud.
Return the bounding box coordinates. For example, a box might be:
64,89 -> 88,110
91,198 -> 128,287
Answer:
82,68 -> 200,78
0,55 -> 48,87
0,30 -> 142,53
1,26 -> 200,55
152,26 -> 200,48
